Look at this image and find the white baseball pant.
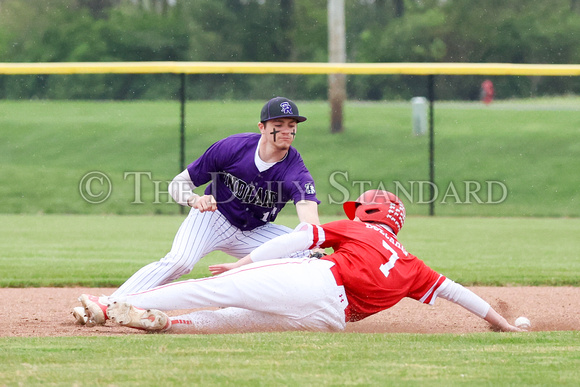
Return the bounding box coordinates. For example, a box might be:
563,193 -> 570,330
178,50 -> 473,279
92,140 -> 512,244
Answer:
112,258 -> 348,333
112,207 -> 300,297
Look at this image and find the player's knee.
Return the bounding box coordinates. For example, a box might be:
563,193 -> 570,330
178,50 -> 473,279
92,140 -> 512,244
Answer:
159,254 -> 197,276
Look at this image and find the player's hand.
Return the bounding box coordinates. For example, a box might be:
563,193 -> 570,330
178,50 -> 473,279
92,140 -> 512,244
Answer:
498,323 -> 526,332
188,194 -> 217,212
208,262 -> 239,276
485,310 -> 526,332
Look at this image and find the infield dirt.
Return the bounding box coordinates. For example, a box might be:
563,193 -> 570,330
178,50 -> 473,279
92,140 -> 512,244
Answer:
1,287 -> 578,337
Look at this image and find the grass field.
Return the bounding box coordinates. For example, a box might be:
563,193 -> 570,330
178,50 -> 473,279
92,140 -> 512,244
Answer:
1,97 -> 579,217
1,214 -> 579,287
1,213 -> 579,384
1,98 -> 579,385
1,332 -> 579,385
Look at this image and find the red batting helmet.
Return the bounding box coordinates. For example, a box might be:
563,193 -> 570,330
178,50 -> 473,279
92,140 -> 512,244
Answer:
343,190 -> 406,234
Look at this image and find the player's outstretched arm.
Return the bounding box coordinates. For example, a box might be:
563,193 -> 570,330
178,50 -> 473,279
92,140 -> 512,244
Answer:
209,256 -> 252,275
437,278 -> 525,332
209,229 -> 313,275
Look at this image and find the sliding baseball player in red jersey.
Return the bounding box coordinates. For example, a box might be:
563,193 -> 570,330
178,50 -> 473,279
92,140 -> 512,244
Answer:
79,190 -> 523,333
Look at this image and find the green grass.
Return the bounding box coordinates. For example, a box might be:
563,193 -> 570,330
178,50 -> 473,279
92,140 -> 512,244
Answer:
1,98 -> 579,386
1,214 -> 579,287
1,98 -> 579,217
1,332 -> 579,385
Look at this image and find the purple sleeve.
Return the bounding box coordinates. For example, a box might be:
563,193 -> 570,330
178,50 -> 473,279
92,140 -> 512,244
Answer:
285,155 -> 320,205
186,138 -> 233,186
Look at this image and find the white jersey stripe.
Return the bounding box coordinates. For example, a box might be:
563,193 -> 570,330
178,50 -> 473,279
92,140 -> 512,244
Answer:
419,274 -> 445,305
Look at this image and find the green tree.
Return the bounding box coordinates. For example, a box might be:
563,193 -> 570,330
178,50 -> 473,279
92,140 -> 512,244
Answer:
0,0 -> 579,100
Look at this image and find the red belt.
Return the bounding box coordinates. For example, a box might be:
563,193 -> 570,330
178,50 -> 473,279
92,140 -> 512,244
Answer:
330,264 -> 343,286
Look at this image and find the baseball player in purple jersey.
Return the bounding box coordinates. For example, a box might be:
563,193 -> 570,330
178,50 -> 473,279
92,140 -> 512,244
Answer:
73,97 -> 321,326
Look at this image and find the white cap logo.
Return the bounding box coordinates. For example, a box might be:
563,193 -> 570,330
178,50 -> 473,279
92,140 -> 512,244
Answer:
280,102 -> 293,115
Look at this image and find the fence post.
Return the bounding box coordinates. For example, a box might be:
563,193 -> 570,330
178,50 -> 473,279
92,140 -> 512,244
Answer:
428,74 -> 435,216
179,73 -> 186,215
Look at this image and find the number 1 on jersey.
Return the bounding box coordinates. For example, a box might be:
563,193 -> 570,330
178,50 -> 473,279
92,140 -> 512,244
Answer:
261,207 -> 278,222
380,240 -> 400,278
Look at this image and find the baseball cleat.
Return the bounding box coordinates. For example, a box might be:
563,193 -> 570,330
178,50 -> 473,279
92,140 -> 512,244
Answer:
107,301 -> 171,332
72,306 -> 88,325
79,294 -> 108,326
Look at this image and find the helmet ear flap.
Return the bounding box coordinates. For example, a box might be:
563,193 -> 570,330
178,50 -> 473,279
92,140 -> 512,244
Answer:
343,201 -> 357,219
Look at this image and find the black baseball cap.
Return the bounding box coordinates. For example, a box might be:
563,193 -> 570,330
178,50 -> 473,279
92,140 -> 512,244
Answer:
260,97 -> 307,123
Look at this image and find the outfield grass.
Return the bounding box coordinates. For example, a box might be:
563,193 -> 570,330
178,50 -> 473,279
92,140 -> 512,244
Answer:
1,214 -> 579,287
1,332 -> 578,385
1,98 -> 579,217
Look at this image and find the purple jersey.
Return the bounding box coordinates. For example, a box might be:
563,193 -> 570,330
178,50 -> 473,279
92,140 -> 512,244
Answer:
187,133 -> 320,231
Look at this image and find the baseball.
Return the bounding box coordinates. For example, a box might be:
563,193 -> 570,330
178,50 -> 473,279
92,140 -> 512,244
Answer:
515,316 -> 531,329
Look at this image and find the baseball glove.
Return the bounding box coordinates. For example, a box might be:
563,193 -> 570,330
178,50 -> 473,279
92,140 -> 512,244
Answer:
309,251 -> 328,259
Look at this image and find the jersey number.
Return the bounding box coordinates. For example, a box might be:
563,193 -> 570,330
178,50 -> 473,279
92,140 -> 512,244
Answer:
261,207 -> 278,222
380,240 -> 401,278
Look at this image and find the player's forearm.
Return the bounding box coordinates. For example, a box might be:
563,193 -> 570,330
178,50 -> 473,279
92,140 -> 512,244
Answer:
250,230 -> 311,262
295,200 -> 320,225
210,231 -> 312,275
169,169 -> 197,206
236,255 -> 254,267
437,279 -> 522,332
437,279 -> 490,318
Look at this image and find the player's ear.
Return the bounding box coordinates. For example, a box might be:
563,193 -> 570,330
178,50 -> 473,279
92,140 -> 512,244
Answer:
258,121 -> 266,133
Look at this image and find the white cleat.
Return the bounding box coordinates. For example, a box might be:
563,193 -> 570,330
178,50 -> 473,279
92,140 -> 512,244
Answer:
79,294 -> 108,327
72,306 -> 88,325
107,301 -> 171,332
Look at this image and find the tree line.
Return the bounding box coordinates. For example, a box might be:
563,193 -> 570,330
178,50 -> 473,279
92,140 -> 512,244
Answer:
1,0 -> 579,101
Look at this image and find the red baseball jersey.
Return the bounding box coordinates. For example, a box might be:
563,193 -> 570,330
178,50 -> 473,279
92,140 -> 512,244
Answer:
308,220 -> 446,322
